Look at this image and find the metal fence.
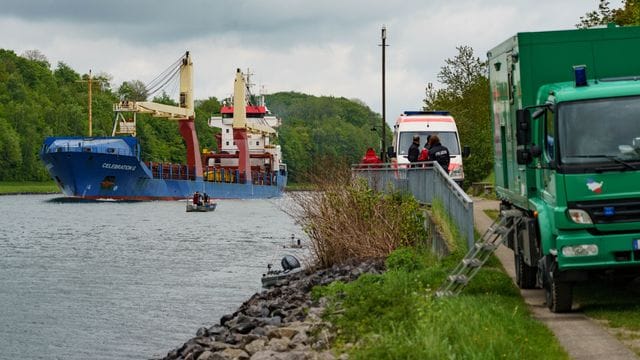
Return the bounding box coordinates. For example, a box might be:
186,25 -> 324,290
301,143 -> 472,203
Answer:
352,162 -> 474,249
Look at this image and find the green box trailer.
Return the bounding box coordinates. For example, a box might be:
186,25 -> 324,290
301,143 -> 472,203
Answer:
488,25 -> 640,312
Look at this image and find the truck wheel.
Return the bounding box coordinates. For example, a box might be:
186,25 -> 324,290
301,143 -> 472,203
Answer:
515,253 -> 537,289
545,272 -> 573,313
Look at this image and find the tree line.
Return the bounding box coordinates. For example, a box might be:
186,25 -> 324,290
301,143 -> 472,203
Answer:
0,48 -> 382,184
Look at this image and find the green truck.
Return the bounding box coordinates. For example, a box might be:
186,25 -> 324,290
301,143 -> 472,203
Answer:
489,25 -> 640,312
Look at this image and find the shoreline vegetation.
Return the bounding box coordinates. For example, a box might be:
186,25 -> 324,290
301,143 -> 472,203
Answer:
157,165 -> 569,359
0,181 -> 60,195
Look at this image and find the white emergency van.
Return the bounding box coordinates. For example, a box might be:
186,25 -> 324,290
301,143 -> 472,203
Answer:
390,111 -> 469,184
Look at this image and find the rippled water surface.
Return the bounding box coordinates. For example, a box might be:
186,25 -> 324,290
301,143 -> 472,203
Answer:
0,194 -> 306,359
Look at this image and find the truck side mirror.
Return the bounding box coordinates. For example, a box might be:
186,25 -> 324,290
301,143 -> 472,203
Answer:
462,146 -> 471,158
516,109 -> 530,146
387,146 -> 396,159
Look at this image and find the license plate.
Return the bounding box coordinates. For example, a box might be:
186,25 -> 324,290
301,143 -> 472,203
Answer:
634,239 -> 640,250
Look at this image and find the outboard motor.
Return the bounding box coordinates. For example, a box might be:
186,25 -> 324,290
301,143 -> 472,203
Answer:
281,255 -> 301,271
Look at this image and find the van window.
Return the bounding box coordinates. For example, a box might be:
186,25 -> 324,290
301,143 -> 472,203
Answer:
398,132 -> 461,155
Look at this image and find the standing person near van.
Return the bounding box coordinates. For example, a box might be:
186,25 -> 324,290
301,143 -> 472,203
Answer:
428,135 -> 450,174
417,135 -> 431,162
408,135 -> 421,165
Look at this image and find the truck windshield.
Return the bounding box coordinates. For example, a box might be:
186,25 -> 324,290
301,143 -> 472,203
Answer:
398,131 -> 461,156
558,96 -> 640,169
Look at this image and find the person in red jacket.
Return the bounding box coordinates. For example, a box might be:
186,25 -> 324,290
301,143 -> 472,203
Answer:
360,147 -> 382,168
417,136 -> 431,162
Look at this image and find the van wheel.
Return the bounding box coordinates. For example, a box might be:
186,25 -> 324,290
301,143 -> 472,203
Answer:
545,266 -> 573,313
515,253 -> 537,289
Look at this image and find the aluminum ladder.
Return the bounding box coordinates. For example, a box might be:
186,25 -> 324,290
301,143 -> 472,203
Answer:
436,209 -> 522,297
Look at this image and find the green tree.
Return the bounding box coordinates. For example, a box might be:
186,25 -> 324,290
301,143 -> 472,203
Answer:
424,46 -> 491,187
118,80 -> 148,101
577,0 -> 640,28
267,92 -> 384,183
195,97 -> 220,152
21,49 -> 50,69
0,117 -> 22,180
53,62 -> 79,84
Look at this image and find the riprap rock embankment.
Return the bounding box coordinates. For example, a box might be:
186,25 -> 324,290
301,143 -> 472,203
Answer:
157,258 -> 385,360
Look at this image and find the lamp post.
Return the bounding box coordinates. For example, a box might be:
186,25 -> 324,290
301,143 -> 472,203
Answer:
380,26 -> 388,162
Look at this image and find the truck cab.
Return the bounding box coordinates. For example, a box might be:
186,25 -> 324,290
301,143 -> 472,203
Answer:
489,26 -> 640,312
391,111 -> 467,183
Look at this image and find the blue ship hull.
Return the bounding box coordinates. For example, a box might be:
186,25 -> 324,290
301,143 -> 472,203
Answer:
40,137 -> 286,200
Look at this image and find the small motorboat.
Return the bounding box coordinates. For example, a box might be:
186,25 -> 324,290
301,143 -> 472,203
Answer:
261,255 -> 303,288
186,192 -> 217,212
186,201 -> 217,212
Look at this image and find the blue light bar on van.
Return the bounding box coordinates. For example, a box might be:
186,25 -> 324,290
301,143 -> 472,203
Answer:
403,111 -> 450,116
573,65 -> 588,87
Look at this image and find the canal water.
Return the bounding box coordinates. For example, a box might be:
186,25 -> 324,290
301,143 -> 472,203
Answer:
0,194 -> 307,359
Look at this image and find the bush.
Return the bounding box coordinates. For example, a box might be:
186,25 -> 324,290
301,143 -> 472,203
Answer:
288,163 -> 428,268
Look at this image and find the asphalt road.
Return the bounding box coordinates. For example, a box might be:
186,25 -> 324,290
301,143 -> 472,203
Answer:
473,198 -> 638,360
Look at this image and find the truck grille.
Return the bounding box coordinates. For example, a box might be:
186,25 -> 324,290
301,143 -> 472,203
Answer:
570,199 -> 640,224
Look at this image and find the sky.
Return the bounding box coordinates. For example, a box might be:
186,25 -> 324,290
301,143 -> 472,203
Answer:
0,0 -> 624,125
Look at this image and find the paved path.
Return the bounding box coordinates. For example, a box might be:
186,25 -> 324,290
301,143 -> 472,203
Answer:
473,198 -> 638,360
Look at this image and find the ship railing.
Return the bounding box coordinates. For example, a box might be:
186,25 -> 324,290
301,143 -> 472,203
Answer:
201,166 -> 278,186
251,170 -> 277,186
147,162 -> 196,181
203,167 -> 239,183
143,163 -> 280,184
45,143 -> 132,156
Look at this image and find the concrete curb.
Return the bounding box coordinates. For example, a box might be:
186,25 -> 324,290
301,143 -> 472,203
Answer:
473,197 -> 638,360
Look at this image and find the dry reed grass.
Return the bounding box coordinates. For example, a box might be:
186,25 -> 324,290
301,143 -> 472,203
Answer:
287,161 -> 427,268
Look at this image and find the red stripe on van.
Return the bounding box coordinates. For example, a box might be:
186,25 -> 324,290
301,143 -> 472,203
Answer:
398,117 -> 454,123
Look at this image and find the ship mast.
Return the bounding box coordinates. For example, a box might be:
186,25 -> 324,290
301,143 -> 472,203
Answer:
88,70 -> 92,136
77,69 -> 102,137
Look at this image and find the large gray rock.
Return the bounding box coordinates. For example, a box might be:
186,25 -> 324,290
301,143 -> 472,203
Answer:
244,339 -> 267,355
250,350 -> 308,360
268,337 -> 291,352
211,348 -> 250,360
197,351 -> 214,360
268,327 -> 299,340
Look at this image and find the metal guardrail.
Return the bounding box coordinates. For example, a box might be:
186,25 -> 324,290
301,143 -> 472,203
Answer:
44,144 -> 133,156
352,162 -> 474,249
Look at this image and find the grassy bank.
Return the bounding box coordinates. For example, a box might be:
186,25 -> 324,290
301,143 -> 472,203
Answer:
314,245 -> 568,359
284,182 -> 316,192
287,166 -> 568,358
0,181 -> 59,195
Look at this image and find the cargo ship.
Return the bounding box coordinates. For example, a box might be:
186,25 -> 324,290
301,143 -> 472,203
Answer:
40,53 -> 287,200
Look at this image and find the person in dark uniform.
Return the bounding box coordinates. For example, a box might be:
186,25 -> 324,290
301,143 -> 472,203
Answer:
428,135 -> 450,174
407,135 -> 421,166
